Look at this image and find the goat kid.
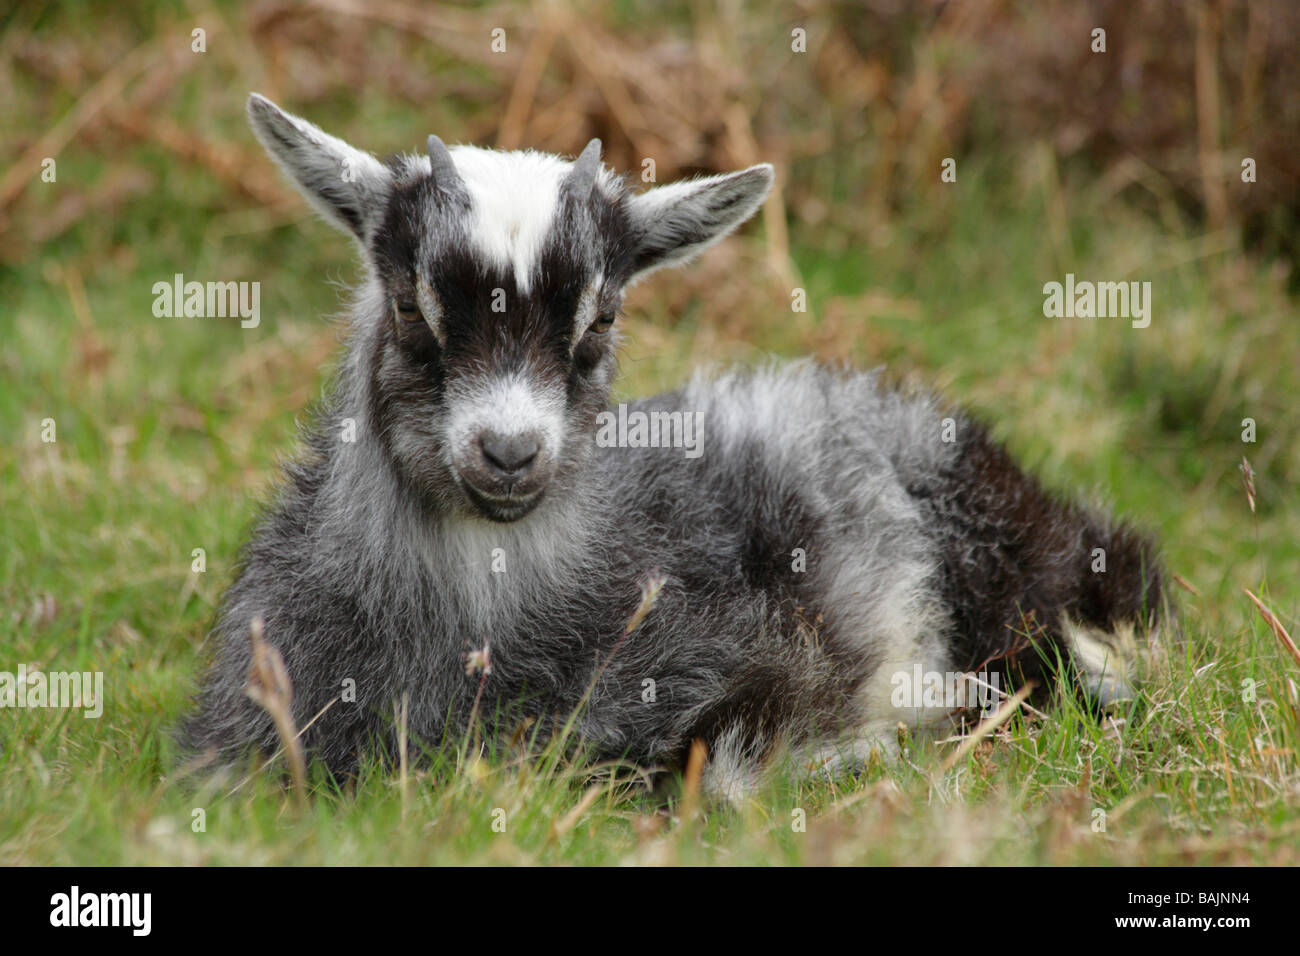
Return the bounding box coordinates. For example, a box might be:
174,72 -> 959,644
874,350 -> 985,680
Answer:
180,95 -> 1164,799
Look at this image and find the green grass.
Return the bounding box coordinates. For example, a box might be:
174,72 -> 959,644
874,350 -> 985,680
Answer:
3,10 -> 1298,866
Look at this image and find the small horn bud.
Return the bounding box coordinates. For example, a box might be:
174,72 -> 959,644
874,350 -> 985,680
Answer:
565,138 -> 602,199
427,135 -> 462,190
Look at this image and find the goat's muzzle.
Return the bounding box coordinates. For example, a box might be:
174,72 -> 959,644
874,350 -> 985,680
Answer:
456,427 -> 552,522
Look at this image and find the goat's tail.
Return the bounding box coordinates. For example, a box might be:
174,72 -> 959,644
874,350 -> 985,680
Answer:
1058,517 -> 1167,709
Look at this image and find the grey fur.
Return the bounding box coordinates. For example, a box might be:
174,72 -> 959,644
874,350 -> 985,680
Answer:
180,97 -> 1164,794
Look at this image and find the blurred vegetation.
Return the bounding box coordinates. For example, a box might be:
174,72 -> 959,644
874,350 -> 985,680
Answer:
1,0 -> 1297,864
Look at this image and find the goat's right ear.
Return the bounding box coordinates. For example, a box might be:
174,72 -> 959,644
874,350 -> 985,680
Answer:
246,93 -> 392,241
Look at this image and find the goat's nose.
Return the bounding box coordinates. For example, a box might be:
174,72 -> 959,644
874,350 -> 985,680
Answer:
479,432 -> 541,475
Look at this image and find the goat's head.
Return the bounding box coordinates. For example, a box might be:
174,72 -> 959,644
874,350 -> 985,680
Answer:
246,94 -> 773,522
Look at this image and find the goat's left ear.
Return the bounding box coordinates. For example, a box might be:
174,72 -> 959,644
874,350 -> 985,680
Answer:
623,164 -> 774,281
246,93 -> 393,242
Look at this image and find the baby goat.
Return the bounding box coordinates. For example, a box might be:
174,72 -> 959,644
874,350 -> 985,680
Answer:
180,95 -> 1164,797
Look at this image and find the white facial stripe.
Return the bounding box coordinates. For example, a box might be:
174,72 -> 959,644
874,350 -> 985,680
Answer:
445,371 -> 566,469
415,275 -> 444,341
445,147 -> 571,295
572,276 -> 602,347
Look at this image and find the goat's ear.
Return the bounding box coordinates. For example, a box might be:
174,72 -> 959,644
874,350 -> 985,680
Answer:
623,164 -> 774,280
246,93 -> 392,240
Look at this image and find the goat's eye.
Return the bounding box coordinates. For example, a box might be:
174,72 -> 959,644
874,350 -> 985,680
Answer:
394,299 -> 422,323
588,311 -> 616,335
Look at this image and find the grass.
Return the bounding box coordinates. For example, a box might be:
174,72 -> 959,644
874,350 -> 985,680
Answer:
3,8 -> 1298,866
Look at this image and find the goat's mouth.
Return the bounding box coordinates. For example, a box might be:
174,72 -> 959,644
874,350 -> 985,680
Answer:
460,482 -> 545,522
